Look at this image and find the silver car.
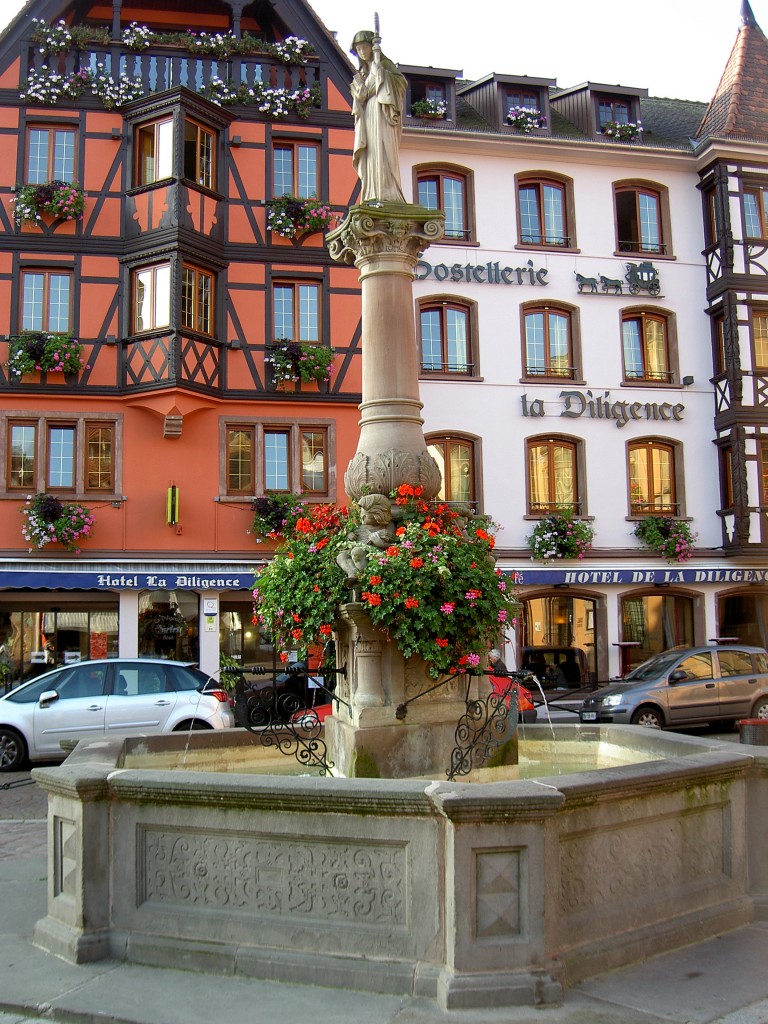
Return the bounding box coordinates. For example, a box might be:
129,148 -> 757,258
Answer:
579,645 -> 768,729
0,658 -> 235,771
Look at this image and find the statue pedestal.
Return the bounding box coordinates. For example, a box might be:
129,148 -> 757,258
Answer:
326,601 -> 483,778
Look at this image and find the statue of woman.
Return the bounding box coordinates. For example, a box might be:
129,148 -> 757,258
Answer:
349,29 -> 407,205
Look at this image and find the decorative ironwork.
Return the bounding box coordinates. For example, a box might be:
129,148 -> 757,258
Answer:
447,681 -> 518,781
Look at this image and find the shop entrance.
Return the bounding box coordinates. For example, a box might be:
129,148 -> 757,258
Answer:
620,593 -> 694,672
718,592 -> 768,648
137,590 -> 198,661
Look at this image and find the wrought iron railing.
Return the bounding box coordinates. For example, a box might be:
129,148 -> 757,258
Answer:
618,239 -> 668,255
520,233 -> 572,247
525,365 -> 577,379
630,501 -> 680,515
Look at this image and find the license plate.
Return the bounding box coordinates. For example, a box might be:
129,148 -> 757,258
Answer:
581,711 -> 597,721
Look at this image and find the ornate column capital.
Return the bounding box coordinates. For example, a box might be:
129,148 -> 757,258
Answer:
327,203 -> 445,268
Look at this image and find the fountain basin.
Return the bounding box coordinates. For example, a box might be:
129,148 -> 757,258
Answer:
32,725 -> 768,1009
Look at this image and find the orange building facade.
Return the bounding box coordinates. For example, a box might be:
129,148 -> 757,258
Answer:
0,0 -> 362,684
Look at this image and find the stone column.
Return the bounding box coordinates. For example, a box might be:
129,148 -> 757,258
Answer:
327,202 -> 444,500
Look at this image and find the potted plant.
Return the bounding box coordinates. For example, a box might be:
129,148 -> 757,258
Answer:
251,493 -> 306,540
634,516 -> 697,562
21,493 -> 95,552
527,512 -> 594,561
602,120 -> 643,141
266,339 -> 334,387
6,332 -> 86,379
253,487 -> 518,678
411,97 -> 447,119
506,105 -> 546,133
12,180 -> 86,224
265,195 -> 334,238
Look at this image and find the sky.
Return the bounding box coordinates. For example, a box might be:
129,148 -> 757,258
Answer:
0,0 -> 760,104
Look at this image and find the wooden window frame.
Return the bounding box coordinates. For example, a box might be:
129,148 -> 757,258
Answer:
521,302 -> 580,381
135,116 -> 174,187
6,420 -> 37,491
20,268 -> 73,334
272,280 -> 322,344
627,439 -> 680,516
621,308 -> 676,385
613,179 -> 672,257
46,422 -> 77,492
720,444 -> 734,511
85,422 -> 115,493
418,297 -> 477,376
425,433 -> 479,509
751,308 -> 768,371
25,123 -> 77,184
504,87 -> 540,112
598,95 -> 631,128
181,263 -> 214,336
3,414 -> 120,497
743,184 -> 768,240
223,420 -> 334,499
515,171 -> 576,250
131,261 -> 171,335
525,436 -> 582,516
414,164 -> 475,244
272,139 -> 320,198
183,117 -> 215,190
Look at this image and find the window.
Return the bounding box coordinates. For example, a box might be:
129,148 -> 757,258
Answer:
273,141 -> 319,198
419,299 -> 474,374
181,264 -> 213,335
133,263 -> 171,333
6,416 -> 118,494
516,173 -> 573,247
753,310 -> 768,369
523,305 -> 575,379
224,423 -> 331,497
183,119 -> 214,189
416,167 -> 472,242
26,125 -> 76,183
720,445 -> 733,510
273,282 -> 320,343
21,270 -> 71,333
527,438 -> 579,514
712,313 -> 726,375
411,79 -> 446,105
719,648 -> 753,677
136,117 -> 173,185
622,311 -> 672,383
426,436 -> 476,505
760,442 -> 768,507
599,96 -> 630,127
614,182 -> 668,255
628,440 -> 677,515
744,185 -> 768,239
505,88 -> 539,113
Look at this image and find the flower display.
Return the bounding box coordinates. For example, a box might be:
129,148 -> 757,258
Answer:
121,21 -> 153,50
272,36 -> 314,63
253,487 -> 518,677
602,119 -> 643,141
21,493 -> 95,552
6,333 -> 86,378
250,493 -> 306,540
12,180 -> 85,224
266,194 -> 334,238
506,105 -> 547,133
411,98 -> 447,118
266,339 -> 334,386
31,18 -> 72,54
527,512 -> 594,560
634,517 -> 697,562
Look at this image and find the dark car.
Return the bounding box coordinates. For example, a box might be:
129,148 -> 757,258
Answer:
521,646 -> 591,688
579,644 -> 768,729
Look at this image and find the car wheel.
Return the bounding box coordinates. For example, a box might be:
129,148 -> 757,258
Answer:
173,720 -> 212,732
630,706 -> 664,729
751,698 -> 768,720
0,728 -> 27,771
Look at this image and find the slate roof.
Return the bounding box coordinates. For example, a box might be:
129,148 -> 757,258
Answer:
697,0 -> 768,139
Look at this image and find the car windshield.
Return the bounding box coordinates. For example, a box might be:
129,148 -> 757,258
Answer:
623,651 -> 683,681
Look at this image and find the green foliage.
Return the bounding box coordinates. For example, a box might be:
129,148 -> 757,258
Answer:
634,517 -> 697,562
527,512 -> 594,560
6,333 -> 85,377
21,493 -> 95,552
12,181 -> 85,224
267,339 -> 334,386
250,493 -> 306,540
266,195 -> 335,238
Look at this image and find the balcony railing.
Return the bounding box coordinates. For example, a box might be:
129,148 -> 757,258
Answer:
624,368 -> 673,384
618,240 -> 668,255
630,502 -> 680,516
525,365 -> 576,379
520,233 -> 572,247
420,360 -> 475,374
529,502 -> 582,515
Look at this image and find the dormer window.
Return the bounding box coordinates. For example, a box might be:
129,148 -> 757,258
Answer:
504,88 -> 540,113
599,97 -> 630,128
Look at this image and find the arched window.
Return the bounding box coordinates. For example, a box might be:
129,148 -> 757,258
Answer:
628,440 -> 678,515
523,304 -> 577,379
614,180 -> 670,256
419,298 -> 475,375
415,165 -> 473,242
426,435 -> 477,506
526,437 -> 580,514
516,172 -> 574,248
621,310 -> 673,383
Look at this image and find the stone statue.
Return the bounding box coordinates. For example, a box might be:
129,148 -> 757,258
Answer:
349,28 -> 407,205
336,493 -> 397,580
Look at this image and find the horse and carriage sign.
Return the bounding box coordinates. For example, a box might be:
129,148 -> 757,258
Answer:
575,261 -> 661,296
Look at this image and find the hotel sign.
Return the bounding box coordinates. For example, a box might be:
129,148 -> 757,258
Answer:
522,390 -> 685,428
503,567 -> 768,586
415,259 -> 549,286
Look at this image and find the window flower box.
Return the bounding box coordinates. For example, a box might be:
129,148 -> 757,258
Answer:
6,333 -> 85,379
265,195 -> 335,238
634,516 -> 696,562
21,493 -> 95,553
602,119 -> 643,141
12,181 -> 85,224
506,105 -> 546,133
527,512 -> 594,561
266,339 -> 334,387
411,98 -> 447,119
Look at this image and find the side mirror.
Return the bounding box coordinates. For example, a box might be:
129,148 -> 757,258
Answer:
39,689 -> 59,706
668,669 -> 688,683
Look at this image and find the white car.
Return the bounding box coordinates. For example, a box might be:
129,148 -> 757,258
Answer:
0,658 -> 234,771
